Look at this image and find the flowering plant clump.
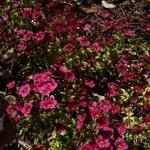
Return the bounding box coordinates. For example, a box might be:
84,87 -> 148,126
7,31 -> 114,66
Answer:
0,0 -> 150,149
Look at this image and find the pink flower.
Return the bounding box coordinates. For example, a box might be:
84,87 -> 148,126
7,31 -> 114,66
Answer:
124,28 -> 133,37
34,31 -> 45,42
18,83 -> 30,98
98,117 -> 109,129
107,82 -> 118,98
32,70 -> 52,83
17,42 -> 27,51
79,37 -> 90,47
111,104 -> 120,115
15,114 -> 21,122
65,70 -> 75,82
60,65 -> 68,73
90,108 -> 102,120
76,122 -> 83,130
15,29 -> 26,35
99,100 -> 112,113
83,24 -> 91,31
115,139 -> 128,150
100,12 -> 112,18
40,96 -> 57,110
52,18 -> 61,25
6,80 -> 15,89
78,142 -> 98,150
79,101 -> 88,108
77,113 -> 86,122
90,101 -> 102,120
21,103 -> 33,117
32,11 -> 44,19
90,42 -> 102,52
6,105 -> 15,118
23,31 -> 33,41
103,22 -> 113,31
64,43 -> 74,52
115,123 -> 126,136
144,116 -> 150,127
46,2 -> 59,8
133,84 -> 144,93
33,81 -> 57,96
21,7 -> 32,18
144,24 -> 150,32
85,80 -> 95,88
95,135 -> 110,148
114,20 -> 124,30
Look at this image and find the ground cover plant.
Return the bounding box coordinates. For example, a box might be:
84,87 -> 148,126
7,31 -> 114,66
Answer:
0,0 -> 150,149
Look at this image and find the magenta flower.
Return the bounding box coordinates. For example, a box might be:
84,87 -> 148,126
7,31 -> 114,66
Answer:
114,20 -> 124,30
76,122 -> 83,130
115,139 -> 128,150
144,24 -> 150,31
23,31 -> 33,41
90,108 -> 101,120
32,10 -> 44,19
18,83 -> 30,98
64,43 -> 74,52
79,37 -> 90,47
133,84 -> 144,93
85,80 -> 95,88
32,70 -> 52,83
6,80 -> 16,89
90,42 -> 102,52
144,116 -> 150,127
21,103 -> 33,117
98,117 -> 109,129
43,80 -> 57,95
46,2 -> 59,8
15,114 -> 21,122
40,96 -> 57,110
101,12 -> 112,18
6,104 -> 15,118
17,42 -> 27,51
103,22 -> 113,31
83,24 -> 91,31
21,7 -> 32,18
95,135 -> 110,148
78,142 -> 98,150
107,82 -> 118,98
59,65 -> 68,73
15,29 -> 26,36
99,100 -> 112,113
34,31 -> 45,42
111,104 -> 120,115
90,101 -> 102,120
77,113 -> 86,122
124,28 -> 133,37
52,18 -> 61,25
65,70 -> 75,82
33,79 -> 57,96
115,123 -> 126,136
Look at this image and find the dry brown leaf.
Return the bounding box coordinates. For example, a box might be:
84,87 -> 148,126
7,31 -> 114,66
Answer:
102,0 -> 116,9
81,5 -> 100,13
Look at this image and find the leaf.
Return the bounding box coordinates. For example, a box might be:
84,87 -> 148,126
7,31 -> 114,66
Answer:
81,5 -> 100,13
102,0 -> 116,9
4,95 -> 16,104
18,140 -> 28,148
0,91 -> 6,99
